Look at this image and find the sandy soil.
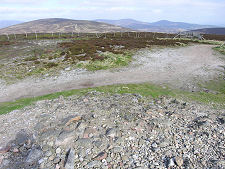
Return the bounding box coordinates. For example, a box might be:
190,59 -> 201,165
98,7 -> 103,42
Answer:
0,44 -> 224,103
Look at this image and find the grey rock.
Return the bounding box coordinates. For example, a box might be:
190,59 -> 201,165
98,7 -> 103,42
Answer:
15,130 -> 29,146
76,138 -> 92,149
106,157 -> 112,162
113,146 -> 123,153
168,158 -> 175,167
65,148 -> 75,169
159,140 -> 170,148
56,147 -> 61,154
175,156 -> 183,167
106,128 -> 117,138
55,131 -> 75,146
87,160 -> 101,168
53,157 -> 61,164
45,151 -> 52,157
26,148 -> 43,164
151,142 -> 158,148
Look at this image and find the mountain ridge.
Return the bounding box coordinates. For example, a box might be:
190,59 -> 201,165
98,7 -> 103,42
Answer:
0,18 -> 130,35
95,19 -> 217,33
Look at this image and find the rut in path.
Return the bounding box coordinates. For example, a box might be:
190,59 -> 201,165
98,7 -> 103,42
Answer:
0,44 -> 224,103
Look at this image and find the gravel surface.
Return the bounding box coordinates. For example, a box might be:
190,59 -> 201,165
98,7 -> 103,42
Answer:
0,92 -> 224,168
0,44 -> 224,102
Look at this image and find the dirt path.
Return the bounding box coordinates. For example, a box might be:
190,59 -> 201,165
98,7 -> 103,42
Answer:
0,44 -> 224,103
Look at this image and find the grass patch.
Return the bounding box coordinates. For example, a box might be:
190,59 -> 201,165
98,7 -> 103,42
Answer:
200,79 -> 225,94
180,91 -> 225,106
77,52 -> 133,71
1,83 -> 224,115
213,45 -> 225,55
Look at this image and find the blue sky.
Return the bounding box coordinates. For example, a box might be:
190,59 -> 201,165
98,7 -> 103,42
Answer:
0,0 -> 225,26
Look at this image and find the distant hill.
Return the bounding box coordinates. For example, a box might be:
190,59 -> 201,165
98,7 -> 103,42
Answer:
0,20 -> 23,29
96,19 -> 216,33
0,18 -> 130,35
191,28 -> 225,35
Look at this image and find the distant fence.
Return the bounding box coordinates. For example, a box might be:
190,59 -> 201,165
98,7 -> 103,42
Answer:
0,31 -> 224,42
0,32 -> 176,41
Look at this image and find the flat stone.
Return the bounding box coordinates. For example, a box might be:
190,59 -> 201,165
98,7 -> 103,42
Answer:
83,127 -> 97,138
95,152 -> 107,160
40,128 -> 60,140
15,130 -> 29,146
65,148 -> 75,169
26,148 -> 43,164
168,158 -> 175,167
159,140 -> 170,148
87,160 -> 101,168
53,157 -> 61,164
0,146 -> 10,154
151,142 -> 158,148
175,156 -> 183,167
56,147 -> 61,154
113,146 -> 123,153
55,131 -> 75,146
76,138 -> 92,149
106,128 -> 117,138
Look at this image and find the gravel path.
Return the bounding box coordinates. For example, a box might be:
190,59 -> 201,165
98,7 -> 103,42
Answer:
0,44 -> 224,103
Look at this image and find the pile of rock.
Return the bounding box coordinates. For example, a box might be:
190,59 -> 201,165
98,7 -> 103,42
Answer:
0,92 -> 224,168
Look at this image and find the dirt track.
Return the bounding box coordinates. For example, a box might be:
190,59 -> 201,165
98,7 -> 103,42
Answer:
0,44 -> 224,103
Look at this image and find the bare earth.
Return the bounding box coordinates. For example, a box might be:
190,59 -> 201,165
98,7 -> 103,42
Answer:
0,44 -> 224,103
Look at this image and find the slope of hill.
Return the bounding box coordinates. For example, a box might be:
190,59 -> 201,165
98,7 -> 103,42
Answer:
0,18 -> 130,35
96,19 -> 216,33
191,28 -> 225,35
0,20 -> 23,29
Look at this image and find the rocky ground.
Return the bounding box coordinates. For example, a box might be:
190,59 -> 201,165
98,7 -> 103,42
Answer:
0,92 -> 224,169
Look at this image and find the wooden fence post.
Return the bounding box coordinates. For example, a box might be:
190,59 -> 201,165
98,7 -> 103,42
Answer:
6,33 -> 9,40
13,33 -> 16,40
35,31 -> 37,40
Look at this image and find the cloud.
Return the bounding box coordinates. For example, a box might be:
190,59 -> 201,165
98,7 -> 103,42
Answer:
0,0 -> 46,3
107,7 -> 138,11
0,0 -> 224,25
152,9 -> 162,14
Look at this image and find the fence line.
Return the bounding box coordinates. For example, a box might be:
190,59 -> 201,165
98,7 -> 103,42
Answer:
0,32 -> 179,41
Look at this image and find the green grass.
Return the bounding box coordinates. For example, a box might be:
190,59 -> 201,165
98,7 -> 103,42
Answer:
204,79 -> 225,94
213,45 -> 225,55
77,52 -> 133,71
1,83 -> 224,115
179,90 -> 225,106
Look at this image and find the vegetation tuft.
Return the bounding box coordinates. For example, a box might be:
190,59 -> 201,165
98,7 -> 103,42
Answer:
0,83 -> 224,115
213,45 -> 225,55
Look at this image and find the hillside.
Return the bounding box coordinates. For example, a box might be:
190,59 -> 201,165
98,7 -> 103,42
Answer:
191,28 -> 225,35
96,19 -> 216,33
0,20 -> 23,29
0,18 -> 130,35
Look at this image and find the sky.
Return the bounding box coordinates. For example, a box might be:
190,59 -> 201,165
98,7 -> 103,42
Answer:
0,0 -> 225,26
